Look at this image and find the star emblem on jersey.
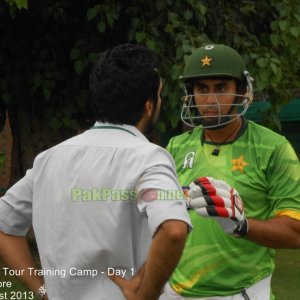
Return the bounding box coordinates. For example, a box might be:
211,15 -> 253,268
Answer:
231,155 -> 249,173
201,55 -> 213,67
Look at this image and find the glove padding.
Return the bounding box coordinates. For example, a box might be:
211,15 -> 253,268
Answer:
185,177 -> 248,237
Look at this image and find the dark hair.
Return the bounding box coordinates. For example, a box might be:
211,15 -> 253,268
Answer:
89,44 -> 161,125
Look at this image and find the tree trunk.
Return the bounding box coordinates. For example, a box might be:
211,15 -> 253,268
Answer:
8,105 -> 75,186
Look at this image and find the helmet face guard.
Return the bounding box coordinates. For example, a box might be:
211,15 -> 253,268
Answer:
181,71 -> 254,128
179,44 -> 254,128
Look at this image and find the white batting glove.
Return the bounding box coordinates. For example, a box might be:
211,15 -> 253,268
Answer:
184,177 -> 248,237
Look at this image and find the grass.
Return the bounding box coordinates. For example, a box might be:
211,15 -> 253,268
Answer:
1,249 -> 300,299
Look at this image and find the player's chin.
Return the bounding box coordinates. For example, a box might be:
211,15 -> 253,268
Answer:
201,117 -> 220,127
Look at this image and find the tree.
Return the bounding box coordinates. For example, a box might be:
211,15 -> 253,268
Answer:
1,0 -> 300,184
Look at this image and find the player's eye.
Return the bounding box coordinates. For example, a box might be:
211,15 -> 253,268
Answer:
194,85 -> 208,94
215,84 -> 227,93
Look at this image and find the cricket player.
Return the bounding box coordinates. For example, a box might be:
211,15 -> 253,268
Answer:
0,44 -> 192,300
161,44 -> 300,299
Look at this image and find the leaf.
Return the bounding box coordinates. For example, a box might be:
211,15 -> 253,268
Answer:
88,52 -> 99,63
290,26 -> 300,37
74,60 -> 85,75
275,67 -> 282,82
279,20 -> 289,31
184,10 -> 193,20
294,13 -> 300,22
87,6 -> 100,21
106,12 -> 115,28
182,43 -> 191,53
255,80 -> 267,91
146,39 -> 156,50
198,3 -> 207,16
164,23 -> 174,34
270,34 -> 280,47
270,57 -> 280,64
156,121 -> 166,132
289,39 -> 298,54
270,62 -> 277,74
170,65 -> 182,80
62,116 -> 71,127
256,57 -> 268,68
270,21 -> 278,31
43,85 -> 51,100
111,9 -> 119,21
50,118 -> 63,130
15,0 -> 28,9
70,48 -> 80,60
97,20 -> 106,33
169,112 -> 180,128
176,47 -> 184,60
168,92 -> 179,109
258,68 -> 271,82
135,32 -> 146,43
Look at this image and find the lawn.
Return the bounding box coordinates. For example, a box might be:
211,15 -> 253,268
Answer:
1,249 -> 300,299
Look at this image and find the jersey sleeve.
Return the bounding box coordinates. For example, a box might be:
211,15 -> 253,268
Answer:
135,146 -> 192,237
0,169 -> 33,236
267,141 -> 300,219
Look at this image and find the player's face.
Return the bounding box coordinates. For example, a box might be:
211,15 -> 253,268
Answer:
151,79 -> 162,126
193,78 -> 238,127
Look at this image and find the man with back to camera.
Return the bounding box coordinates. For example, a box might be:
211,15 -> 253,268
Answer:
0,44 -> 192,300
161,44 -> 300,299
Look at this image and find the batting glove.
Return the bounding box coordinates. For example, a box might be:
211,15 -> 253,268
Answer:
185,177 -> 248,237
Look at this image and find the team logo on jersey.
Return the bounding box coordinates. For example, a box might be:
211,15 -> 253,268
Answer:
183,152 -> 195,169
231,155 -> 249,173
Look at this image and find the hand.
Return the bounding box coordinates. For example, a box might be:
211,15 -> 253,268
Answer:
185,177 -> 248,237
109,264 -> 145,300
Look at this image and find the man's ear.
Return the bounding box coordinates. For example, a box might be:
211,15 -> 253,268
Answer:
144,99 -> 154,118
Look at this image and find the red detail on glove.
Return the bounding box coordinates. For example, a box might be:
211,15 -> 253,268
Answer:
195,177 -> 217,195
195,177 -> 226,207
207,195 -> 226,207
215,206 -> 230,218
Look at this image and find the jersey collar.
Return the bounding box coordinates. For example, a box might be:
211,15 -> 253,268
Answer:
200,117 -> 248,146
91,121 -> 148,141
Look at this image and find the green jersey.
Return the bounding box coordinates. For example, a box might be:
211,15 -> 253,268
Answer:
166,119 -> 300,297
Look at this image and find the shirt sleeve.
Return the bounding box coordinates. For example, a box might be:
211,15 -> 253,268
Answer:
0,169 -> 33,236
267,142 -> 300,217
135,146 -> 192,237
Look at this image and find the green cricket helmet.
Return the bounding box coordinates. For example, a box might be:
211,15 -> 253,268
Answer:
180,44 -> 254,128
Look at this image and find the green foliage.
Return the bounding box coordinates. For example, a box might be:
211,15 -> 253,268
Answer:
5,0 -> 27,10
3,0 -> 27,18
0,0 -> 299,136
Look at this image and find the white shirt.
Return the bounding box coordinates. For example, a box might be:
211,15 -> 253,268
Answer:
0,122 -> 191,300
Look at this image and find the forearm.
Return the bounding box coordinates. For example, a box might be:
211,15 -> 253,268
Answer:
0,232 -> 46,298
138,220 -> 188,300
246,216 -> 300,248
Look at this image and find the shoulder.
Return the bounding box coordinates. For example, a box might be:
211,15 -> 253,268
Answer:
140,142 -> 176,167
244,120 -> 299,165
245,120 -> 287,146
32,132 -> 90,167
